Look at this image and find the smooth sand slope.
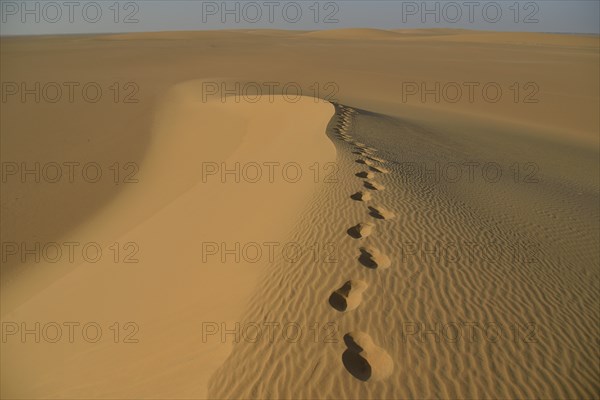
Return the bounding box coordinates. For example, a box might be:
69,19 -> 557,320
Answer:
1,29 -> 599,399
1,85 -> 335,397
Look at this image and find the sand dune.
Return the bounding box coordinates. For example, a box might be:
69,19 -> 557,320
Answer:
1,29 -> 598,399
302,28 -> 405,40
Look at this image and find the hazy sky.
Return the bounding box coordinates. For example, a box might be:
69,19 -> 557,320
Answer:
1,1 -> 599,36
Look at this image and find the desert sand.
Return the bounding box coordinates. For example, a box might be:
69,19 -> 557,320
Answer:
1,29 -> 598,399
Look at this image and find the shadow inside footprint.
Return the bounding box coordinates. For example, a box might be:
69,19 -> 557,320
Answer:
342,350 -> 371,382
369,165 -> 389,174
358,248 -> 378,269
328,292 -> 348,311
350,192 -> 371,202
329,281 -> 352,311
355,171 -> 372,179
368,206 -> 385,219
364,181 -> 382,191
347,225 -> 362,238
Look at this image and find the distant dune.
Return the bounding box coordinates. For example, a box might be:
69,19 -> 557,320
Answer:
302,28 -> 405,40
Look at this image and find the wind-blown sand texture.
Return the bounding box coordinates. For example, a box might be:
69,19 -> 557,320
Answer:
1,29 -> 598,399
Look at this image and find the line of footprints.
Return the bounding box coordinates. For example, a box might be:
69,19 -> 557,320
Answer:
329,105 -> 394,382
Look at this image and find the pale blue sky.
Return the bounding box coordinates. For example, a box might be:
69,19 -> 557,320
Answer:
1,1 -> 599,36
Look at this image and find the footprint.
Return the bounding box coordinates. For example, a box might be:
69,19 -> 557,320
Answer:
355,147 -> 374,154
369,165 -> 390,174
366,155 -> 386,163
328,280 -> 368,312
342,332 -> 394,381
356,171 -> 375,179
358,246 -> 391,269
347,222 -> 374,239
351,191 -> 372,202
356,159 -> 374,167
356,145 -> 375,152
364,180 -> 385,191
368,206 -> 395,220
